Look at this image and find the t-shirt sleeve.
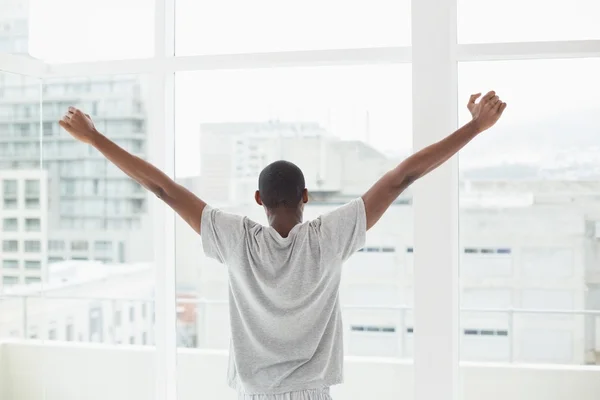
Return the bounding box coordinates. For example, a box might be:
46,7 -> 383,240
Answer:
318,197 -> 367,262
200,205 -> 246,264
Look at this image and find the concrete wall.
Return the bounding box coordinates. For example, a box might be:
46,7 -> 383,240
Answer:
1,341 -> 600,400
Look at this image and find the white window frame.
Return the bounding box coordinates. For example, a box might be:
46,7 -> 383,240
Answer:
1,0 -> 600,399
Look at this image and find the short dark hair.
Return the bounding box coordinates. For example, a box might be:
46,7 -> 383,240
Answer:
258,160 -> 305,209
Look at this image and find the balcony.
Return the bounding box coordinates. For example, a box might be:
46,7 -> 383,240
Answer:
0,340 -> 599,400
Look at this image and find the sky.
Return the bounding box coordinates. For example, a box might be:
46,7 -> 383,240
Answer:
16,0 -> 600,176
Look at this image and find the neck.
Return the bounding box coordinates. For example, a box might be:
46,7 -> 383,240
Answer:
268,208 -> 303,238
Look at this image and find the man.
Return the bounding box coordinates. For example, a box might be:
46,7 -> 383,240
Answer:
59,91 -> 506,400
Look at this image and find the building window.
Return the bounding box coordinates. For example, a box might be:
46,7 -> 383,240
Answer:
71,240 -> 89,251
129,306 -> 135,322
48,328 -> 57,340
3,276 -> 19,285
24,260 -> 41,270
24,240 -> 41,253
2,240 -> 18,252
2,179 -> 17,196
114,310 -> 122,326
3,198 -> 17,209
142,332 -> 148,345
25,198 -> 40,209
25,179 -> 40,196
48,256 -> 65,263
141,303 -> 147,319
2,217 -> 18,231
94,240 -> 112,252
66,322 -> 74,341
2,260 -> 19,269
25,277 -> 41,284
350,325 -> 396,333
25,218 -> 41,232
129,336 -> 136,345
463,329 -> 509,337
48,240 -> 65,251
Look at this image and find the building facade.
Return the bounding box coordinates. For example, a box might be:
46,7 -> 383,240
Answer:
0,169 -> 48,289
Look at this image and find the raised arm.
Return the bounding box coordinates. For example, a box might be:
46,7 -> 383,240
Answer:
362,91 -> 507,230
59,107 -> 206,234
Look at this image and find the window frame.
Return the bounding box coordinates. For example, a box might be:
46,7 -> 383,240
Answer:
1,1 -> 600,400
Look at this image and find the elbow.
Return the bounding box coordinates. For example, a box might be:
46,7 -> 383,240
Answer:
150,185 -> 166,199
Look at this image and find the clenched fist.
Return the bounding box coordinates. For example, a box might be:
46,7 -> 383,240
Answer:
59,107 -> 99,144
467,91 -> 507,133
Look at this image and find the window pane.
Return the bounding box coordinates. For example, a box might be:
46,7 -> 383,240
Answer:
458,0 -> 600,43
175,65 -> 413,396
176,0 -> 411,56
0,1 -> 29,55
458,59 -> 600,371
27,0 -> 154,62
0,72 -> 156,398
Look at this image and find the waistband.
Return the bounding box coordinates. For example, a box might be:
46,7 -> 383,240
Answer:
237,387 -> 331,400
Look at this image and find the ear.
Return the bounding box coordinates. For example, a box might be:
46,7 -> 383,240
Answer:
302,188 -> 309,204
255,190 -> 263,206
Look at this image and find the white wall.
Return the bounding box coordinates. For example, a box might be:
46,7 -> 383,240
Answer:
1,341 -> 600,400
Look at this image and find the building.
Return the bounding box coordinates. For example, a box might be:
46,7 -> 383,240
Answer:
0,169 -> 48,290
0,260 -> 155,344
156,124 -> 600,364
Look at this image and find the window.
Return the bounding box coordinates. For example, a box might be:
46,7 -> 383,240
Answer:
3,276 -> 19,285
3,179 -> 17,196
28,0 -> 155,62
71,240 -> 89,251
25,277 -> 41,284
176,0 -> 411,56
25,179 -> 40,196
3,260 -> 19,269
48,240 -> 65,251
24,240 -> 41,253
459,58 -> 600,366
94,240 -> 112,252
3,240 -> 18,252
458,0 -> 600,43
66,323 -> 74,341
24,261 -> 41,270
25,198 -> 40,209
25,218 -> 41,232
175,65 -> 413,360
3,198 -> 17,209
129,306 -> 135,322
351,325 -> 397,333
3,217 -> 18,231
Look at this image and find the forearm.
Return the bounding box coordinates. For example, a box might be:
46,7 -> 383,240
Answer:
390,120 -> 481,188
91,132 -> 173,197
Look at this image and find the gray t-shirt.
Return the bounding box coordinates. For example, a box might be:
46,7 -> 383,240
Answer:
201,198 -> 367,395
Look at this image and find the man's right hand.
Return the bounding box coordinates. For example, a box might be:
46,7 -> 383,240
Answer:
467,91 -> 507,133
59,107 -> 99,145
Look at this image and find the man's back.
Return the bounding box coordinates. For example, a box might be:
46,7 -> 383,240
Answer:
201,198 -> 367,395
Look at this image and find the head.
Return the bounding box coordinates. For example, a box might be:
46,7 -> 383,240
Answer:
255,160 -> 308,218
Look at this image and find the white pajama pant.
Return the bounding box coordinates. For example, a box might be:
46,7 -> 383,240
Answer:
238,388 -> 332,400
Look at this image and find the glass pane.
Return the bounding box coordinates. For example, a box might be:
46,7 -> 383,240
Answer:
0,72 -> 41,296
176,0 -> 411,56
0,0 -> 30,55
458,0 -> 600,43
27,0 -> 154,62
0,72 -> 155,397
459,59 -> 600,395
175,65 -> 413,398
